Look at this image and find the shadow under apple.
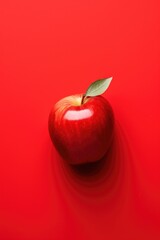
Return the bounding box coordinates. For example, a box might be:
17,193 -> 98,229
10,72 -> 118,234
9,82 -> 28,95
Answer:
49,119 -> 134,231
50,120 -> 132,202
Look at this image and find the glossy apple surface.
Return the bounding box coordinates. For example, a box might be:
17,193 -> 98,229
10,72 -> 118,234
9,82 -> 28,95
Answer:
48,94 -> 114,165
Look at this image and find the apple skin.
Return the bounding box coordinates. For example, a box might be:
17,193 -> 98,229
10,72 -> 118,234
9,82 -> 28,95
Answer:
48,94 -> 114,165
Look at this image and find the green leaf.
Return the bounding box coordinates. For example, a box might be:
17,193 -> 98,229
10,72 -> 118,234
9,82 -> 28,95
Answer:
85,77 -> 113,97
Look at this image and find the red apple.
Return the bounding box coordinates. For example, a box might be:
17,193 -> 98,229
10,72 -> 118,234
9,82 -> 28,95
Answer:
48,88 -> 114,165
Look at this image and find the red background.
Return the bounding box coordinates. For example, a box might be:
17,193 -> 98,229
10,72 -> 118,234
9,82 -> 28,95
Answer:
0,0 -> 160,239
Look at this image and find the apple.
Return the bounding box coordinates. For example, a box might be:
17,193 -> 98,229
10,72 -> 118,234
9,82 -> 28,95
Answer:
48,77 -> 114,165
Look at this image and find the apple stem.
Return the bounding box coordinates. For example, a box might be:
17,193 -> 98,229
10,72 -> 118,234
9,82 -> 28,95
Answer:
81,95 -> 85,105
